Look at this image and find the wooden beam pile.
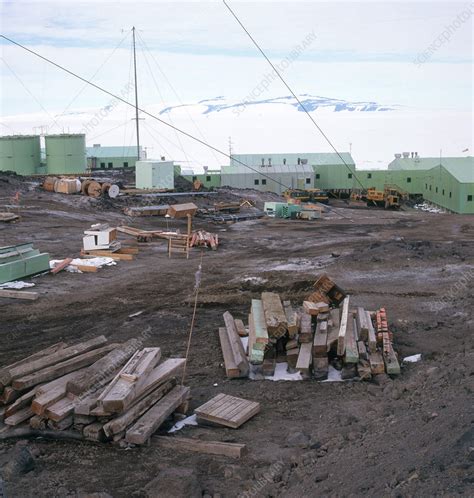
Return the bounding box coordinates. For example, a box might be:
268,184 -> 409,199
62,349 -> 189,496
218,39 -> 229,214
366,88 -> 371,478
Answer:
219,274 -> 400,381
0,337 -> 188,445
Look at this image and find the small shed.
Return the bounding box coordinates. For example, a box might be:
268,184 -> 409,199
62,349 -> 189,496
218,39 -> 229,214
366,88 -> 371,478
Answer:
135,160 -> 174,190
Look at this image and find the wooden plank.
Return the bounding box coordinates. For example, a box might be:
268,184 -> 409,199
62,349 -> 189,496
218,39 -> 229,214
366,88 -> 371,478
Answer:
83,422 -> 108,442
369,351 -> 385,374
71,264 -> 98,273
312,356 -> 329,380
0,342 -> 67,389
195,394 -> 260,429
116,247 -> 139,255
344,314 -> 359,364
81,250 -> 133,261
50,258 -> 73,274
0,289 -> 39,300
303,301 -> 329,316
125,386 -> 190,445
329,307 -> 340,328
357,341 -> 368,360
29,415 -> 47,430
366,311 -> 377,353
299,312 -> 313,343
66,340 -> 137,395
223,312 -> 249,376
98,348 -> 161,413
356,307 -> 369,341
283,301 -> 298,337
103,380 -> 175,437
4,407 -> 33,426
261,292 -> 287,338
12,344 -> 116,390
326,322 -> 339,353
337,296 -> 350,356
218,327 -> 241,378
357,360 -> 372,381
9,335 -> 108,382
312,320 -> 328,357
154,436 -> 246,458
286,347 -> 299,369
234,319 -> 247,337
0,387 -> 20,405
296,342 -> 312,379
48,414 -> 73,431
250,300 -> 269,344
45,396 -> 76,422
5,389 -> 36,418
32,369 -> 88,415
382,335 -> 400,375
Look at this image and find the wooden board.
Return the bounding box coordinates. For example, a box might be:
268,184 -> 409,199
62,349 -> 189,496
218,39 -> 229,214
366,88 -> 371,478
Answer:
218,327 -> 241,378
12,344 -> 116,390
5,389 -> 36,418
382,336 -> 401,375
223,312 -> 249,376
261,292 -> 287,338
369,351 -> 385,374
45,396 -> 76,422
194,393 -> 260,429
283,301 -> 298,338
234,319 -> 247,337
286,347 -> 299,369
366,311 -> 377,353
303,301 -> 329,316
50,258 -> 73,275
296,342 -> 313,378
356,307 -> 369,341
167,203 -> 198,218
125,385 -> 190,445
299,312 -> 313,343
312,320 -> 328,357
344,315 -> 359,364
154,436 -> 246,459
337,296 -> 350,356
250,300 -> 269,344
81,250 -> 133,261
98,348 -> 161,413
0,289 -> 39,300
102,380 -> 175,437
312,356 -> 329,380
9,335 -> 107,382
4,406 -> 33,426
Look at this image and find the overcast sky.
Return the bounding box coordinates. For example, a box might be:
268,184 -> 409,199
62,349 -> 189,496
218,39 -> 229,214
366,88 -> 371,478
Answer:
0,1 -> 472,165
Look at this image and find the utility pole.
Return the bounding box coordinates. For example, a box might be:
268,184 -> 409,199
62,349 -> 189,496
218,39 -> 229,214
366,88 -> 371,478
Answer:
132,27 -> 141,161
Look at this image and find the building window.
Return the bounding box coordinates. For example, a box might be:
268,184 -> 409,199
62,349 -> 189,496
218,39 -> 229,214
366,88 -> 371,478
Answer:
429,185 -> 432,191
316,174 -> 320,179
407,177 -> 411,183
262,179 -> 267,185
108,162 -> 113,169
192,176 -> 197,181
348,173 -> 353,179
254,179 -> 259,185
367,173 -> 372,179
206,175 -> 211,182
268,158 -> 271,166
436,187 -> 438,193
442,189 -> 445,196
425,183 -> 428,190
123,162 -> 128,168
305,178 -> 311,184
261,158 -> 265,166
283,158 -> 286,165
449,192 -> 452,198
100,162 -> 105,169
468,195 -> 473,202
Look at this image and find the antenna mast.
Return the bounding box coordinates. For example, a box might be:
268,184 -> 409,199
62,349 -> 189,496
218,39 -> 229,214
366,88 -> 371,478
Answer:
132,27 -> 141,161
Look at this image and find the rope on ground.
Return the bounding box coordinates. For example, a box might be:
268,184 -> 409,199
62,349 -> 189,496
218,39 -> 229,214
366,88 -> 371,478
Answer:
181,249 -> 204,385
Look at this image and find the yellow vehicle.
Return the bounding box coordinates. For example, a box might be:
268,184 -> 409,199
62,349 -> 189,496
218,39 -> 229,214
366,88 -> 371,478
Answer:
365,185 -> 407,209
283,188 -> 329,205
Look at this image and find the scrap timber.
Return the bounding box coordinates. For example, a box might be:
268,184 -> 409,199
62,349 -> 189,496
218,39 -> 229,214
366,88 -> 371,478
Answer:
0,337 -> 188,446
0,243 -> 50,284
218,275 -> 401,381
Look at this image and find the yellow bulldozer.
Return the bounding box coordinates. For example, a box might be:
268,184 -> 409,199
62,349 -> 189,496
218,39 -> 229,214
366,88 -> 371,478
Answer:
363,185 -> 408,209
283,188 -> 329,205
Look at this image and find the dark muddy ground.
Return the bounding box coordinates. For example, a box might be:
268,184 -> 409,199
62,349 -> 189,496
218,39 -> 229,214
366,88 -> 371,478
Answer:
0,173 -> 473,497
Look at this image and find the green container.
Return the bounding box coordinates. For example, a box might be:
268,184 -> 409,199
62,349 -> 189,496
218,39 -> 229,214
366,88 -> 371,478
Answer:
0,135 -> 41,175
45,134 -> 86,174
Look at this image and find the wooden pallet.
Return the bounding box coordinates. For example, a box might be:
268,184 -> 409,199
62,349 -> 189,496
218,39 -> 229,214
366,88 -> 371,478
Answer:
194,393 -> 260,429
168,235 -> 189,259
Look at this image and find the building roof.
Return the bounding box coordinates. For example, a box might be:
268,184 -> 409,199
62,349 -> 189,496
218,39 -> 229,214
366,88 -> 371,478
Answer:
86,146 -> 142,158
222,164 -> 314,175
389,156 -> 473,183
230,152 -> 355,167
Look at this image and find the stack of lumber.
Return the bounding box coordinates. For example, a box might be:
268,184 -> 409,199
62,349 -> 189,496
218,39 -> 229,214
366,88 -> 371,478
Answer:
122,205 -> 170,217
189,230 -> 218,250
167,203 -> 198,218
117,225 -> 178,242
0,337 -> 188,446
219,274 -> 400,381
0,243 -> 50,285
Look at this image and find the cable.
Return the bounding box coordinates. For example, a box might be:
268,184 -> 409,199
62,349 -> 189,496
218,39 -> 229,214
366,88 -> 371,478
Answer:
222,0 -> 367,192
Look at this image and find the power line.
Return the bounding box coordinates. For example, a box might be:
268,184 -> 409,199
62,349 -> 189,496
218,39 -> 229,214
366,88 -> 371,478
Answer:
0,34 -> 293,191
222,0 -> 367,192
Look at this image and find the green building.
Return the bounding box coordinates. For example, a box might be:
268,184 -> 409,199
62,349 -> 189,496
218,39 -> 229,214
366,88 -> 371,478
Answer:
182,169 -> 222,189
0,135 -> 41,175
86,145 -> 144,170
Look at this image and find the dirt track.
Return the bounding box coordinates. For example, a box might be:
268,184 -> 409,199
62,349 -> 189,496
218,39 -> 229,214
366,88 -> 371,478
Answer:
0,175 -> 473,497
